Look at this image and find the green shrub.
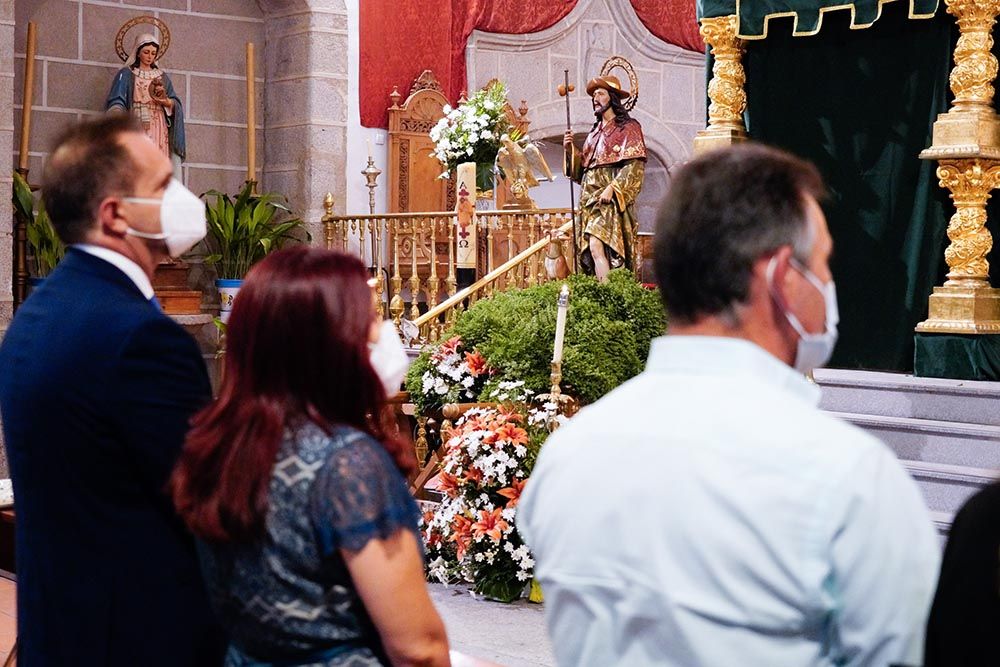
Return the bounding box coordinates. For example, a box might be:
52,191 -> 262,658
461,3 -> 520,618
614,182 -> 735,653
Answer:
406,269 -> 666,407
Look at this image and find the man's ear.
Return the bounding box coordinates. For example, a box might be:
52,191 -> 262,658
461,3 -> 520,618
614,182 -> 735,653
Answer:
97,196 -> 128,238
754,245 -> 794,310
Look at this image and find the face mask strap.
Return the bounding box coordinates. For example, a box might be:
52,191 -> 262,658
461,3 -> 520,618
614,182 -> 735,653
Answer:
766,255 -> 810,339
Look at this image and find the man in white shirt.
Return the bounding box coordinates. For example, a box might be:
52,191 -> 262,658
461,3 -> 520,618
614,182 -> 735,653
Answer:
518,143 -> 940,667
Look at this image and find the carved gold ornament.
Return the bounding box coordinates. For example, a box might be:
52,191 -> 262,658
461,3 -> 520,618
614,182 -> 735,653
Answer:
701,15 -> 747,130
115,16 -> 171,62
946,0 -> 1000,112
937,159 -> 1000,284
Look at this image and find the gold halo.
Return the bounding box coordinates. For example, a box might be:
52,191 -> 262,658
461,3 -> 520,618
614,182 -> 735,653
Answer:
600,56 -> 639,111
115,16 -> 171,63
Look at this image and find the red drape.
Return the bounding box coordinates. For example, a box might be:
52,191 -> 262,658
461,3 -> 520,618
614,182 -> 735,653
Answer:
359,1 -> 704,129
360,1 -> 576,128
629,0 -> 704,54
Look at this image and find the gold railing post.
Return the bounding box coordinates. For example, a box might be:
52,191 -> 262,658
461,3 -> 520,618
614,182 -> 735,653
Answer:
526,214 -> 538,287
389,220 -> 404,328
917,0 -> 1000,334
322,192 -> 335,250
408,219 -> 422,321
693,15 -> 748,155
426,217 -> 441,341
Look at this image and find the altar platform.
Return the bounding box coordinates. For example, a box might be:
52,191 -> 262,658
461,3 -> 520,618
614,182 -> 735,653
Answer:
815,369 -> 1000,537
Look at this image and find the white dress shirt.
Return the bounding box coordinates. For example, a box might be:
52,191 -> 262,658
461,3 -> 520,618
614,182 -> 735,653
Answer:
74,244 -> 155,300
519,336 -> 940,667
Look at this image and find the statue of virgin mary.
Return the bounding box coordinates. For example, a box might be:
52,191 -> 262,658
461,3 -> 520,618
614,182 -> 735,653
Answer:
105,33 -> 185,171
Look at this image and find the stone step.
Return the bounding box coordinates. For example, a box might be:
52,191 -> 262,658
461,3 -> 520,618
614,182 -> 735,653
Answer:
815,369 -> 1000,426
828,411 -> 1000,471
898,458 -> 997,517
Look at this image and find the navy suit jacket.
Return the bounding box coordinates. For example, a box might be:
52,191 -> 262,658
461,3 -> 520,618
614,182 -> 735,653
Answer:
0,248 -> 224,666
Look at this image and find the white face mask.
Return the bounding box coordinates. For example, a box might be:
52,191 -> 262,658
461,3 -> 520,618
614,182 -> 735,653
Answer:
369,320 -> 411,397
767,256 -> 839,374
124,179 -> 207,258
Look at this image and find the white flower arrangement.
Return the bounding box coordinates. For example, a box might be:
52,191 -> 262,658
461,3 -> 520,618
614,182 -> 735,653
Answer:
420,386 -> 569,602
429,81 -> 513,180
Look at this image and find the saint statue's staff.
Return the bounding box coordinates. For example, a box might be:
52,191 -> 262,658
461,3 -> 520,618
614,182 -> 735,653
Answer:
557,70 -> 579,273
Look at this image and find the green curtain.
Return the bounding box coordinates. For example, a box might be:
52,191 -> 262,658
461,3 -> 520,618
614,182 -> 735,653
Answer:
698,1 -> 941,37
742,3 -> 953,370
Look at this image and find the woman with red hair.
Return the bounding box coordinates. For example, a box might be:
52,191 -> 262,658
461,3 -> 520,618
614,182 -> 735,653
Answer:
170,247 -> 450,666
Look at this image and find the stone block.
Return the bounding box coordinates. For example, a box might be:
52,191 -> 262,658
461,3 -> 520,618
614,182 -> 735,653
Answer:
548,28 -> 579,59
266,77 -> 310,126
637,66 -> 662,118
156,13 -> 264,78
0,0 -> 14,24
17,0 -> 78,60
185,166 -> 247,199
661,65 -> 697,123
18,109 -> 83,157
309,32 -> 347,77
45,61 -> 120,112
82,4 -> 148,65
191,0 -> 265,19
498,52 -> 548,111
269,32 -> 311,80
264,122 -> 309,168
472,51 -> 499,90
307,75 -> 347,125
261,169 -> 307,219
122,0 -> 188,11
188,75 -> 263,124
185,122 -> 251,167
0,26 -> 14,77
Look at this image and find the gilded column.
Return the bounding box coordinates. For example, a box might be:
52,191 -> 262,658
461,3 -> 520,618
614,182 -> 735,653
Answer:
918,0 -> 1000,333
322,192 -> 335,250
693,15 -> 748,155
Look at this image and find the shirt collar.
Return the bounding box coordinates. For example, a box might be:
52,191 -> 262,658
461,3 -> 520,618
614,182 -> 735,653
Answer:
645,335 -> 821,405
73,244 -> 155,300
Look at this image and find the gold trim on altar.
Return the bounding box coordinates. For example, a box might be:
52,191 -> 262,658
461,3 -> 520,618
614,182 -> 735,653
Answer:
727,0 -> 940,40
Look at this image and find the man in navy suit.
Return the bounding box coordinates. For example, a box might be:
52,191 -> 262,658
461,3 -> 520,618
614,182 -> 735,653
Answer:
0,115 -> 225,665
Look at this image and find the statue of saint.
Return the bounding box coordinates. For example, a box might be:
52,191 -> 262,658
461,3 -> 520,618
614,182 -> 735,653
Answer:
563,74 -> 645,281
105,33 -> 185,170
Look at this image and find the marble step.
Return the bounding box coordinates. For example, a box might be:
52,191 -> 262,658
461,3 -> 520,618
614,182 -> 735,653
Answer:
827,411 -> 1000,471
815,369 -> 1000,426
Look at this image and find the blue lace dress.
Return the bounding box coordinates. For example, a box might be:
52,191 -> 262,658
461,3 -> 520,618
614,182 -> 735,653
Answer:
197,422 -> 421,667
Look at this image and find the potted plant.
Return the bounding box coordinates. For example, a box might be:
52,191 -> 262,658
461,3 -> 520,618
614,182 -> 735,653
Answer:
202,179 -> 306,321
13,171 -> 64,288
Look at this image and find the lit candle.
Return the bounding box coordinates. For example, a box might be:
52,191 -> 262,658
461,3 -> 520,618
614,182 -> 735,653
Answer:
552,283 -> 570,364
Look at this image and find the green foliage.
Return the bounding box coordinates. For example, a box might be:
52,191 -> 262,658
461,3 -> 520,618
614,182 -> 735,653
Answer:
202,179 -> 307,279
13,171 -> 64,277
407,270 -> 666,406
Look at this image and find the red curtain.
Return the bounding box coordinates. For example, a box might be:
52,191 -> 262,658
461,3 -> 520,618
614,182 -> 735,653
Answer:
629,0 -> 704,54
360,1 -> 576,128
359,1 -> 704,128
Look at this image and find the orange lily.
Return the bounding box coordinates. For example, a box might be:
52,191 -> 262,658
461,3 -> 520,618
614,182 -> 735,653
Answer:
465,350 -> 488,377
463,466 -> 484,485
493,423 -> 529,446
471,508 -> 510,542
450,515 -> 473,559
436,471 -> 461,498
498,478 -> 526,508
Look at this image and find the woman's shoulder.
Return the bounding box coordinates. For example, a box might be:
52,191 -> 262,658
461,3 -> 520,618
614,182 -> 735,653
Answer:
289,422 -> 391,468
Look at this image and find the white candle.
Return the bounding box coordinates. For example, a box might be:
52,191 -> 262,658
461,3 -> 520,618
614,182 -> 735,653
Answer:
366,138 -> 373,159
552,284 -> 570,364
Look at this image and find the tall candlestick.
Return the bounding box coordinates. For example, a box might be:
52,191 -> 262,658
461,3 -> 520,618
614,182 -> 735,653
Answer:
552,283 -> 570,363
245,42 -> 256,185
18,22 -> 37,172
366,138 -> 373,159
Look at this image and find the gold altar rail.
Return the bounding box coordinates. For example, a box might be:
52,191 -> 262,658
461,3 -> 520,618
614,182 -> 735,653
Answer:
413,219 -> 574,343
321,200 -> 573,339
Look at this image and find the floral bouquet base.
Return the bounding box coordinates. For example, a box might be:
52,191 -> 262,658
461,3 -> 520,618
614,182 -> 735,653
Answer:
421,383 -> 566,602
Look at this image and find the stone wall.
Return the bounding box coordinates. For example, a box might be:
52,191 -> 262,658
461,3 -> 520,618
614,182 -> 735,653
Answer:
0,0 -> 13,336
466,0 -> 705,233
